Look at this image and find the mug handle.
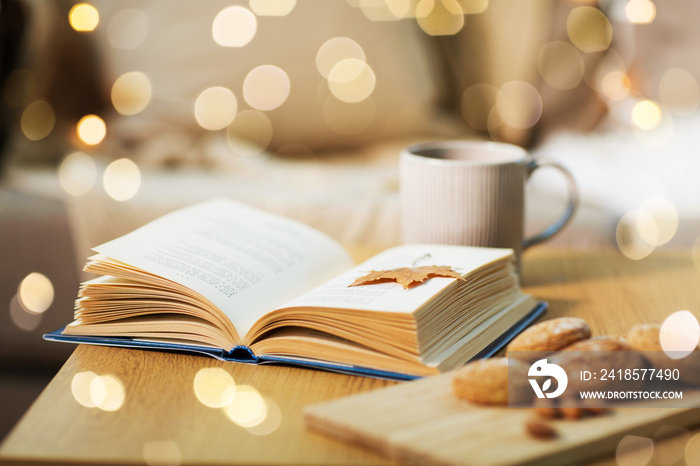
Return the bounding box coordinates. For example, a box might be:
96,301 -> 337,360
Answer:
522,158 -> 579,250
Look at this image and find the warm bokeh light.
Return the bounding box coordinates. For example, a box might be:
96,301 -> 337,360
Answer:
245,397 -> 282,435
625,0 -> 656,24
243,65 -> 291,111
686,433 -> 700,464
358,0 -> 400,21
111,72 -> 152,115
212,6 -> 257,47
616,209 -> 656,260
328,58 -> 376,103
72,372 -> 99,408
659,68 -> 700,117
143,440 -> 182,466
224,385 -> 267,427
416,0 -> 465,36
59,152 -> 97,197
567,6 -> 612,53
458,0 -> 488,14
3,68 -> 35,108
193,367 -> 236,408
590,48 -> 626,94
460,83 -> 497,132
633,108 -> 674,150
315,37 -> 366,80
639,196 -> 677,246
107,8 -> 149,50
537,41 -> 584,90
21,100 -> 55,141
616,435 -> 654,466
77,114 -> 106,145
226,109 -> 273,157
18,272 -> 54,314
386,0 -> 413,18
90,374 -> 126,411
103,158 -> 141,202
653,425 -> 691,465
194,87 -> 238,131
495,81 -> 543,130
323,96 -> 375,135
631,100 -> 662,130
9,294 -> 43,331
69,3 -> 99,32
600,71 -> 631,101
660,311 -> 700,359
249,0 -> 297,16
633,205 -> 659,247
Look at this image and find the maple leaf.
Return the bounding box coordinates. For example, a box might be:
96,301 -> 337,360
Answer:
349,265 -> 464,290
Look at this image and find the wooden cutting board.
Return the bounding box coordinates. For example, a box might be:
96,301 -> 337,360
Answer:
304,372 -> 700,465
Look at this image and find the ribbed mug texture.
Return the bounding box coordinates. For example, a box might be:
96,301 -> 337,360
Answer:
400,142 -> 528,259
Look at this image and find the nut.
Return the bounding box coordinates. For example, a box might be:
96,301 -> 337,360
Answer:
525,418 -> 557,440
507,318 -> 591,360
453,358 -> 531,405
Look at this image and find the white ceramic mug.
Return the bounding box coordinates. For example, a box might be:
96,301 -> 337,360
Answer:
400,141 -> 578,260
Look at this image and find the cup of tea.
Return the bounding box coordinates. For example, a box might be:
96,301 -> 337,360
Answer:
400,140 -> 578,261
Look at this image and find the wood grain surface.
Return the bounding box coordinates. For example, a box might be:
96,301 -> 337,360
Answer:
2,248 -> 700,465
304,368 -> 700,465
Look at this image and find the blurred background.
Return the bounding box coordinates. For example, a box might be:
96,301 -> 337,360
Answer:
2,0 -> 700,442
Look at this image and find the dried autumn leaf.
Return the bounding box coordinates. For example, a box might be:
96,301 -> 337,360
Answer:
349,265 -> 464,290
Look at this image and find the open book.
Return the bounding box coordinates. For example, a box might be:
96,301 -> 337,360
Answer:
45,199 -> 545,380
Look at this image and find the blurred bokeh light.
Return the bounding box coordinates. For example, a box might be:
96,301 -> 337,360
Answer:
328,58 -> 376,103
416,0 -> 465,36
194,87 -> 238,131
59,152 -> 97,197
625,0 -> 656,24
69,3 -> 100,32
567,6 -> 612,53
250,0 -> 297,16
243,65 -> 291,111
659,311 -> 700,359
18,272 -> 54,314
615,435 -> 654,466
212,7 -> 257,47
111,72 -> 152,116
21,100 -> 54,141
316,38 -> 366,80
193,367 -> 237,408
76,115 -> 106,145
103,158 -> 141,202
223,385 -> 267,427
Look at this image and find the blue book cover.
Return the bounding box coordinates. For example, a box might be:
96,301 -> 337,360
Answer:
44,302 -> 545,381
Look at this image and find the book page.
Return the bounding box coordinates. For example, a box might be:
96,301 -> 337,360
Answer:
279,244 -> 512,314
92,198 -> 353,337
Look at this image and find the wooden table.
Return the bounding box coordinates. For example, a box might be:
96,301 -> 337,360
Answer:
2,249 -> 700,465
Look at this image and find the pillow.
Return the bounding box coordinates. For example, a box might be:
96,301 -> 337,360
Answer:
88,0 -> 463,163
438,0 -> 607,147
